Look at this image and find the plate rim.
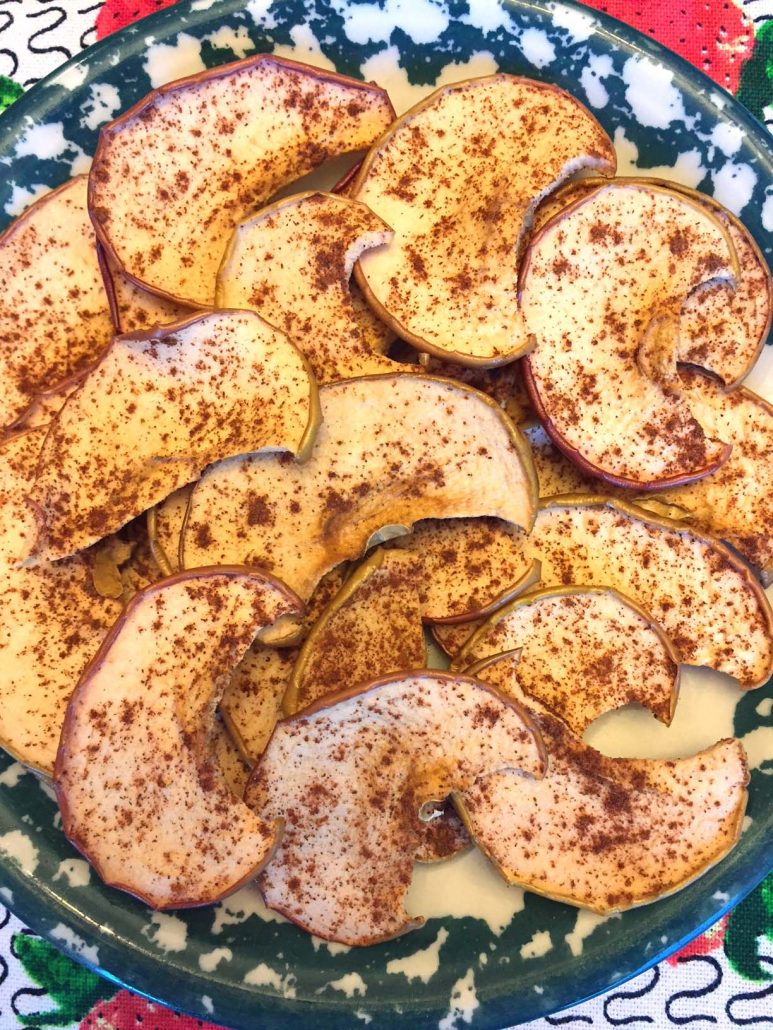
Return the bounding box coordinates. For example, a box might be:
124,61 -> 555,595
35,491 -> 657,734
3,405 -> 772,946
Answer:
0,1 -> 771,1027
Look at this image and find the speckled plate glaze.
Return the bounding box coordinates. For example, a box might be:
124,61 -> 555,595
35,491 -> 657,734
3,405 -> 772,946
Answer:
0,1 -> 771,1027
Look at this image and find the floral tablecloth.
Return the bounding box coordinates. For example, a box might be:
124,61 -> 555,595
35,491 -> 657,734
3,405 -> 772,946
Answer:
0,1 -> 771,1027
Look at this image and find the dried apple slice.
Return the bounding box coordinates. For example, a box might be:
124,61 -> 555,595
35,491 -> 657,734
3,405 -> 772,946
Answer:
212,715 -> 251,800
430,621 -> 482,659
645,369 -> 773,584
0,177 -> 113,429
0,427 -> 46,567
418,354 -> 534,425
521,181 -> 737,488
220,565 -> 347,765
529,497 -> 773,689
456,586 -> 679,734
388,517 -> 540,624
97,244 -> 197,334
218,191 -> 409,384
0,558 -> 122,777
459,652 -> 748,913
90,56 -> 395,307
55,567 -> 302,909
284,549 -> 425,715
244,671 -> 545,944
30,309 -> 319,562
182,374 -> 538,600
538,175 -> 772,387
352,75 -> 615,366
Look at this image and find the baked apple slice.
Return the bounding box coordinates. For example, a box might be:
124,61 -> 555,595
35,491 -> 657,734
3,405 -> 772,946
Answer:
387,517 -> 540,624
97,244 -> 197,334
529,497 -> 773,689
430,622 -> 483,659
90,55 -> 395,307
456,586 -> 679,734
537,175 -> 772,387
0,177 -> 113,429
646,369 -> 773,584
244,671 -> 545,944
182,374 -> 537,600
284,549 -> 425,715
459,652 -> 748,913
521,181 -> 737,488
212,715 -> 251,800
55,567 -> 302,909
30,309 -> 319,562
217,191 -> 408,383
353,74 -> 615,366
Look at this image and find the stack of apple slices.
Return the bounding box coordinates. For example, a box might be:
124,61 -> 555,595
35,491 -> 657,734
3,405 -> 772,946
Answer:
0,54 -> 770,945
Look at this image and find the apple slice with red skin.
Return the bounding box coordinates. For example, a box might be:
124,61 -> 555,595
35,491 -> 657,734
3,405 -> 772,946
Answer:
528,497 -> 773,689
459,651 -> 749,913
0,177 -> 113,431
244,671 -> 545,945
352,74 -> 615,367
217,191 -> 409,384
521,181 -> 737,489
182,373 -> 538,601
55,567 -> 303,910
30,309 -> 320,563
455,586 -> 679,735
532,175 -> 772,388
90,55 -> 395,307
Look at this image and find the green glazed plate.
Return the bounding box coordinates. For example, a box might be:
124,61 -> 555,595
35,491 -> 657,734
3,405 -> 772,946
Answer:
0,1 -> 771,1027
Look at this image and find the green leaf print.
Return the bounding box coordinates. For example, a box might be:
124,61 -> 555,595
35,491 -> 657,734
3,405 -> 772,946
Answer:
725,873 -> 773,982
0,76 -> 23,115
11,933 -> 115,1027
736,20 -> 773,126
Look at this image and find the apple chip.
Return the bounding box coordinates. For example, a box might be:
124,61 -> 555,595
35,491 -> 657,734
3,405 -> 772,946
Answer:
533,175 -> 772,388
98,244 -> 197,334
431,622 -> 482,659
646,370 -> 773,584
353,75 -> 615,366
218,192 -> 408,384
388,517 -> 540,623
182,374 -> 538,599
90,56 -> 395,306
212,715 -> 251,800
30,309 -> 319,562
456,586 -> 679,734
459,652 -> 748,913
56,567 -> 302,909
244,672 -> 545,944
284,549 -> 426,715
529,498 -> 773,688
0,177 -> 112,429
220,566 -> 348,765
418,355 -> 535,424
522,182 -> 737,488
0,559 -> 122,777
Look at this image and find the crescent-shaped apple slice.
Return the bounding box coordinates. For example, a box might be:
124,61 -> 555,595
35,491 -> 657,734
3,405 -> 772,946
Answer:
530,498 -> 773,689
534,176 -> 772,388
30,309 -> 319,562
97,245 -> 197,335
352,74 -> 615,366
458,652 -> 748,913
455,587 -> 679,734
55,567 -> 303,909
522,182 -> 738,488
90,55 -> 395,307
0,177 -> 113,430
646,370 -> 773,585
244,672 -> 545,945
219,565 -> 348,765
217,192 -> 409,384
386,517 -> 540,624
182,374 -> 538,600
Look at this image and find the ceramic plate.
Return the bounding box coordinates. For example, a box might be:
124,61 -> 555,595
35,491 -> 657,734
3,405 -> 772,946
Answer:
0,1 -> 771,1027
